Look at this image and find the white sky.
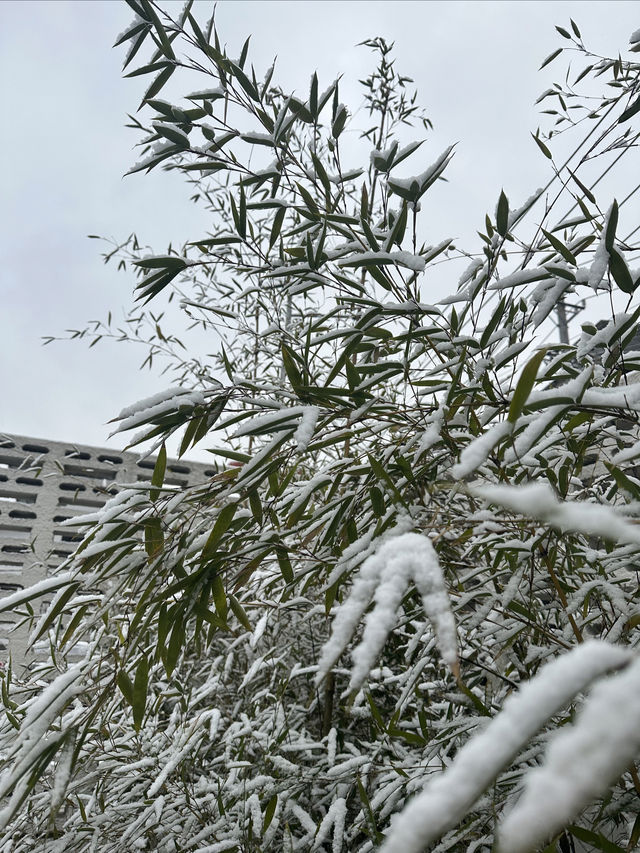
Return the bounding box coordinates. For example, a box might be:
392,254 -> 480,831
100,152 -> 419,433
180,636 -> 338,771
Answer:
1,1 -> 638,460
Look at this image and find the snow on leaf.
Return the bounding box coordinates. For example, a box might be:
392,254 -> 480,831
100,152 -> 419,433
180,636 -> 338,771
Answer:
488,266 -> 550,291
499,655 -> 640,853
293,406 -> 319,452
470,481 -> 640,546
588,205 -> 614,290
316,533 -> 457,692
451,421 -> 513,478
378,642 -> 631,853
337,250 -> 426,272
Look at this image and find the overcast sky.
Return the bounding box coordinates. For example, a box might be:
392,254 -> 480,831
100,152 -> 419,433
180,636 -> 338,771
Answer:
1,1 -> 638,461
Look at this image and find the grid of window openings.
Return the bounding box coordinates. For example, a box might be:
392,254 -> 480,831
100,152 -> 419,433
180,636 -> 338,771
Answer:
0,434 -> 216,667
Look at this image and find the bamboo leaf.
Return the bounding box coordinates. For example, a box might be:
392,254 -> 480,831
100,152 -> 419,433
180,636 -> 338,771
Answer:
132,654 -> 149,731
605,200 -> 619,252
150,442 -> 167,501
496,190 -> 509,237
201,504 -> 238,562
531,132 -> 553,159
508,348 -> 547,423
539,48 -> 563,69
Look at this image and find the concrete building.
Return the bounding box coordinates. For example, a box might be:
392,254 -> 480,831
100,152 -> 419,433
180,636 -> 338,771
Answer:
0,433 -> 216,667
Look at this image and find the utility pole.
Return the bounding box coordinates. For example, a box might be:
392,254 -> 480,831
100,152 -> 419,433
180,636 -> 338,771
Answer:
555,297 -> 585,345
556,298 -> 569,344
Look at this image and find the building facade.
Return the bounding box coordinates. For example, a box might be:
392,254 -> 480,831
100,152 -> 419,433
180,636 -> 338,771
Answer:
0,433 -> 216,666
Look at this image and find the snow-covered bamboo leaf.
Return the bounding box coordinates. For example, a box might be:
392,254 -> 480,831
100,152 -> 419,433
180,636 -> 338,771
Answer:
508,348 -> 547,423
499,655 -> 640,853
379,643 -> 631,853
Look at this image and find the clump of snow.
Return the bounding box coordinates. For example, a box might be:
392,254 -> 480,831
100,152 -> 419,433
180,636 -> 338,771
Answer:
488,266 -> 549,291
452,421 -> 513,478
316,532 -> 457,693
470,481 -> 640,546
112,388 -> 205,435
499,654 -> 640,853
294,406 -> 319,452
417,407 -> 445,455
387,146 -> 454,198
378,641 -> 631,853
588,205 -> 614,289
337,251 -> 426,272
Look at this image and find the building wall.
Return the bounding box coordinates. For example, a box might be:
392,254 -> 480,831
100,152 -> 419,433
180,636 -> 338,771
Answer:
0,434 -> 216,667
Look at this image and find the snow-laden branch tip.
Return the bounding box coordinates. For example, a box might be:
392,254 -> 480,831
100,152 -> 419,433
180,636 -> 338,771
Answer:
379,641 -> 632,853
451,420 -> 513,478
469,481 -> 640,546
499,654 -> 640,853
316,532 -> 458,693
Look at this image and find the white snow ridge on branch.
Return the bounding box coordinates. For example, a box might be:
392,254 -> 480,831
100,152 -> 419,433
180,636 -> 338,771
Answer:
316,532 -> 458,693
379,641 -> 632,853
469,481 -> 640,546
499,654 -> 640,853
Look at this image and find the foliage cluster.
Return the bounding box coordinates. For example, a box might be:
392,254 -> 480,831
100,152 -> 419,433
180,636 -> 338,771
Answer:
1,4 -> 640,852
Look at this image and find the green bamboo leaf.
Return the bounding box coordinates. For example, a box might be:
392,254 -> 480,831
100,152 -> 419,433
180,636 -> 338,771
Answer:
150,442 -> 166,501
202,503 -> 238,562
296,182 -> 320,216
211,574 -> 228,623
239,184 -> 247,239
142,65 -> 175,104
539,47 -> 563,69
117,671 -> 134,706
230,61 -> 259,100
179,413 -> 202,458
480,296 -> 507,347
114,20 -> 149,48
368,454 -> 404,504
331,104 -> 348,138
605,200 -> 619,252
370,485 -> 385,517
153,123 -> 189,147
238,35 -> 251,69
124,60 -> 172,79
228,594 -> 252,631
609,246 -> 636,293
282,342 -> 304,390
357,776 -> 382,843
289,96 -> 313,123
139,0 -> 175,58
269,206 -> 286,250
508,348 -> 548,423
541,229 -> 577,265
568,826 -> 626,853
457,680 -> 491,716
165,617 -> 185,678
132,654 -> 149,731
386,202 -> 408,250
531,132 -> 553,159
249,490 -> 263,524
366,691 -> 387,732
361,183 -> 369,220
496,190 -> 509,237
275,542 -> 293,583
311,151 -> 331,197
33,583 -> 81,642
207,447 -> 250,463
309,72 -> 318,118
618,95 -> 640,124
144,517 -> 164,558
263,794 -> 278,831
567,169 -> 596,204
